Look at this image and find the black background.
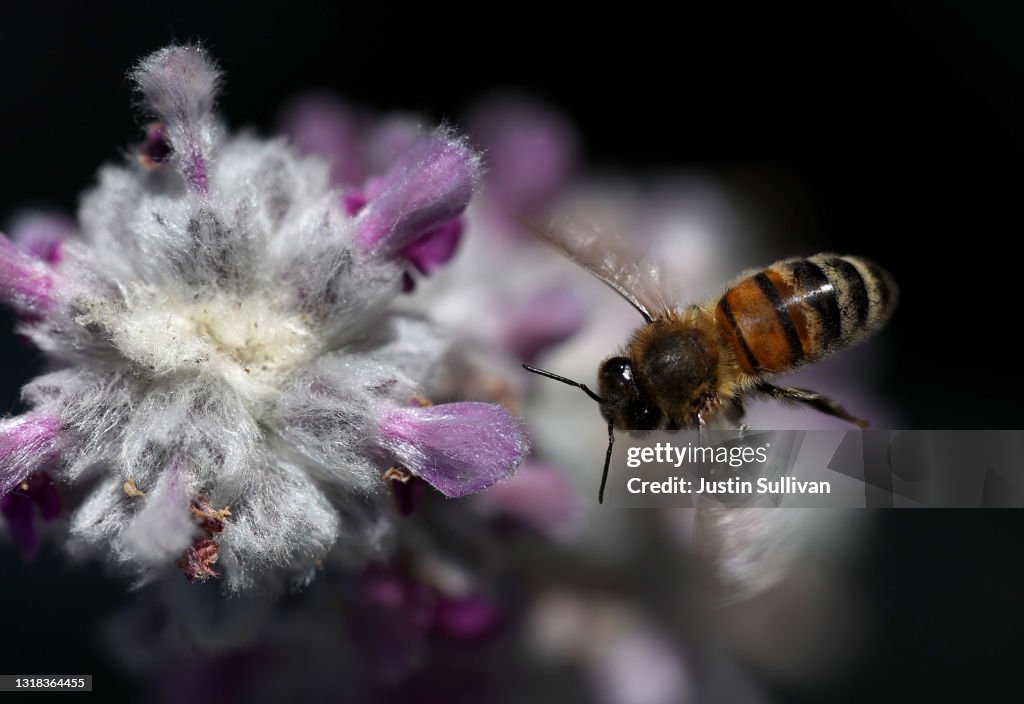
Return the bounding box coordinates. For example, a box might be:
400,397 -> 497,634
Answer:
1,3 -> 1022,702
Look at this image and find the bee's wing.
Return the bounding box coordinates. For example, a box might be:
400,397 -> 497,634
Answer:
689,423 -> 796,601
521,214 -> 674,323
688,428 -> 853,604
691,506 -> 803,603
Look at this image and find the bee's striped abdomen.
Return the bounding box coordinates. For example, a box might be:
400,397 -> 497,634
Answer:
714,255 -> 897,376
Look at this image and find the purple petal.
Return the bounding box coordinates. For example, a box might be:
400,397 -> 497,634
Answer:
1,489 -> 39,559
132,45 -> 222,194
0,233 -> 60,316
341,175 -> 388,216
400,219 -> 463,276
349,565 -> 434,681
374,403 -> 528,498
468,96 -> 579,214
499,283 -> 588,363
362,175 -> 389,202
0,412 -> 61,497
9,213 -> 76,265
279,94 -> 367,186
431,594 -> 503,643
475,461 -> 580,539
343,190 -> 368,216
355,129 -> 482,257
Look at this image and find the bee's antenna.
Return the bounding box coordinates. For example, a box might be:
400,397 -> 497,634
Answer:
521,364 -> 604,404
599,420 -> 614,504
523,364 -> 614,504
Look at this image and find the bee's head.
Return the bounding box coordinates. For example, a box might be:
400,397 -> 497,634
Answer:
596,356 -> 662,430
521,361 -> 657,504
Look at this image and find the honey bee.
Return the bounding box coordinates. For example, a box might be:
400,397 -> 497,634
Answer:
523,220 -> 898,503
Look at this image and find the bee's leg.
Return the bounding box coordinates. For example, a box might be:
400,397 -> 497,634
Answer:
755,382 -> 868,428
696,394 -> 721,426
722,397 -> 746,429
731,406 -> 750,440
696,393 -> 722,445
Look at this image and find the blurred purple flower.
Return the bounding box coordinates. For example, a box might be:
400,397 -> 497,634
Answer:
348,564 -> 505,683
279,95 -> 366,186
349,565 -> 435,681
475,461 -> 580,540
0,471 -> 61,559
467,95 -> 580,217
498,283 -> 588,364
430,593 -> 502,643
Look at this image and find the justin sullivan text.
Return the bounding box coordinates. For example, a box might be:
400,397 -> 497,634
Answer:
626,476 -> 831,494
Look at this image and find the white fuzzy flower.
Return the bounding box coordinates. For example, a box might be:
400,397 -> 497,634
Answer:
0,45 -> 527,591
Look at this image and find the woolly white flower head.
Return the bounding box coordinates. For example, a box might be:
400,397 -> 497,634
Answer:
0,45 -> 526,591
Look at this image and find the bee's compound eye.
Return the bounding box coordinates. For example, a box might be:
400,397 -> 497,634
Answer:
597,356 -> 635,393
597,357 -> 662,430
628,399 -> 662,430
